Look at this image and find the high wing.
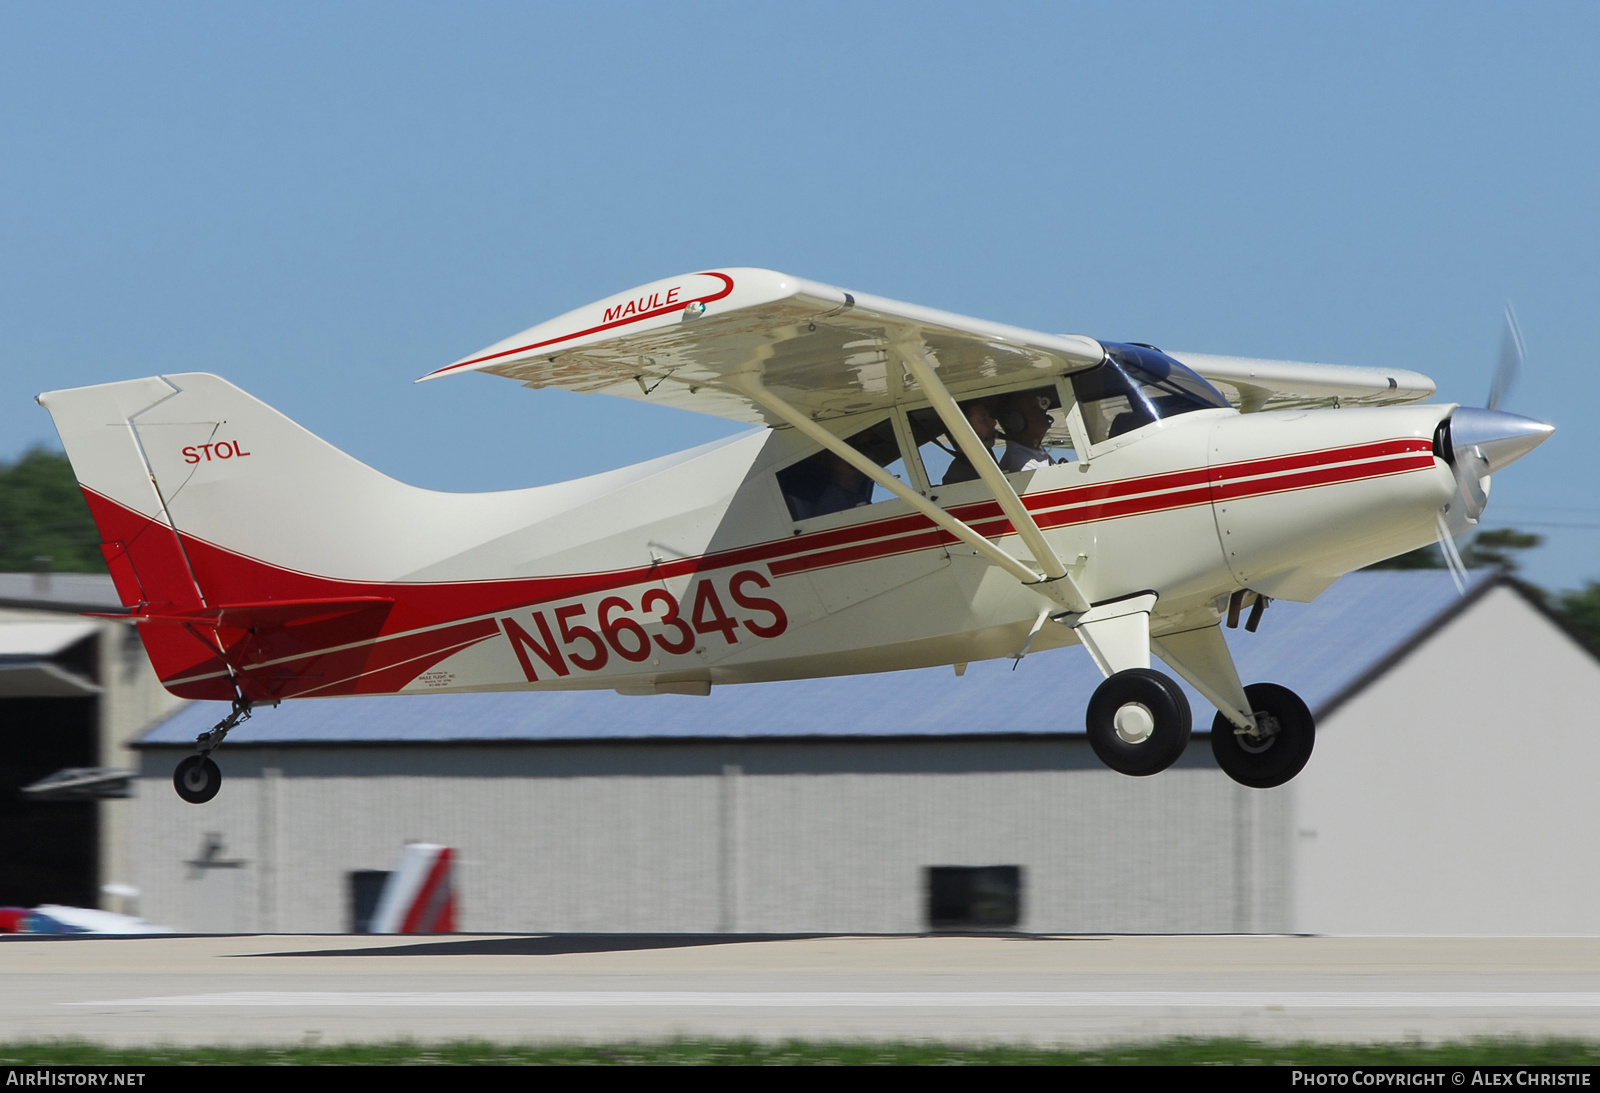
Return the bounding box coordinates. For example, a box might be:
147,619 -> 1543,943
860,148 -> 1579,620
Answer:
421,267 -> 1436,423
419,268 -> 1104,426
1175,352 -> 1435,412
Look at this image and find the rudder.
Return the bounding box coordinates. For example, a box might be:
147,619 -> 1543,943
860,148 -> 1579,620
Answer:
38,376 -> 206,614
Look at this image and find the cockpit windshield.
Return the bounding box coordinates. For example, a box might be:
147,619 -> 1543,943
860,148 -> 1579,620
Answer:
1071,342 -> 1232,445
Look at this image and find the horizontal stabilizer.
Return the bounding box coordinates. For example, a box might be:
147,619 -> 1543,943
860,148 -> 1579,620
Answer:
129,597 -> 396,629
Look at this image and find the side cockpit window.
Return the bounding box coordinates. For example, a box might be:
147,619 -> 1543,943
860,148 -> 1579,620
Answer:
905,386 -> 1075,486
775,379 -> 1095,521
776,418 -> 901,521
1072,343 -> 1231,445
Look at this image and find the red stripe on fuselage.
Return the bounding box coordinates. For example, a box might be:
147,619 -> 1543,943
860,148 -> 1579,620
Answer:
774,449 -> 1433,577
1211,452 -> 1437,502
1208,438 -> 1431,486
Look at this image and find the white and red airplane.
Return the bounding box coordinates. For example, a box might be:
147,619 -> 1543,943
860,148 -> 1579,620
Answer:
38,269 -> 1552,803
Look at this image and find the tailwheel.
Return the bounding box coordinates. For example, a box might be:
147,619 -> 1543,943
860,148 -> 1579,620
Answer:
1211,682 -> 1315,789
174,755 -> 222,804
1085,668 -> 1192,776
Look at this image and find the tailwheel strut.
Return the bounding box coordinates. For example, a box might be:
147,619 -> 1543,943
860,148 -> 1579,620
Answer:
197,697 -> 252,755
173,698 -> 252,804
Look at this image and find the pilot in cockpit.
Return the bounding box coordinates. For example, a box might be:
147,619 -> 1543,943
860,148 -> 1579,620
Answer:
998,391 -> 1057,472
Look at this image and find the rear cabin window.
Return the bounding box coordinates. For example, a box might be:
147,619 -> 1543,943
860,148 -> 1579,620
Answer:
776,418 -> 904,521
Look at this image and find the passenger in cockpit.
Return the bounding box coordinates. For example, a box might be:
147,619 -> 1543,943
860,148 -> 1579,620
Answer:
941,399 -> 999,484
811,452 -> 873,515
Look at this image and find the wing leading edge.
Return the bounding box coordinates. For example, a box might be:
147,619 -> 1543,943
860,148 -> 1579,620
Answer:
422,268 -> 1435,426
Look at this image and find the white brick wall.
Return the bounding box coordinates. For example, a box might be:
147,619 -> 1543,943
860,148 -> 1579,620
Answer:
133,739 -> 1285,934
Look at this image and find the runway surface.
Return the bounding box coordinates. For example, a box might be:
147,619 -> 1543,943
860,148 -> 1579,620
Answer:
5,933 -> 1600,1046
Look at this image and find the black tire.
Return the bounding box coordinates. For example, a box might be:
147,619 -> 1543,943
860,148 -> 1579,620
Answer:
1085,668 -> 1192,776
1211,682 -> 1315,789
174,755 -> 222,804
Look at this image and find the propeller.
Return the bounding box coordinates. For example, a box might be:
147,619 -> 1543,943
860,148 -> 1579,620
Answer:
1488,304 -> 1525,412
1434,304 -> 1554,591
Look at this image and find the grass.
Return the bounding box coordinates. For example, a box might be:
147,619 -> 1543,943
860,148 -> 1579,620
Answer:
1,1038 -> 1599,1065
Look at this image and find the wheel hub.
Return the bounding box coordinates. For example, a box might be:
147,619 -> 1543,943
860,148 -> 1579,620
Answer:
1237,712 -> 1280,754
1113,701 -> 1156,744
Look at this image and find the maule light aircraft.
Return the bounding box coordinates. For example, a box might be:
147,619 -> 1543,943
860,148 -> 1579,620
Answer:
39,269 -> 1553,803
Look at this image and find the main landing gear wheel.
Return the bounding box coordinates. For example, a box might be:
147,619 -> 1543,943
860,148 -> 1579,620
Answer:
1086,668 -> 1192,776
1211,682 -> 1315,789
173,755 -> 222,804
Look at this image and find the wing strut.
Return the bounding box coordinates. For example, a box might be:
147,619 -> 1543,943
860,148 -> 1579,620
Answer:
737,380 -> 1084,611
896,342 -> 1091,613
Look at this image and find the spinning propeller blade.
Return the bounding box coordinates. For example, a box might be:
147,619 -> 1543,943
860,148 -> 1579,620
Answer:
1488,304 -> 1525,412
1435,512 -> 1469,594
1434,304 -> 1553,588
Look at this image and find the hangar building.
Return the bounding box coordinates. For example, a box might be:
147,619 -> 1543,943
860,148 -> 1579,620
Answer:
0,573 -> 184,913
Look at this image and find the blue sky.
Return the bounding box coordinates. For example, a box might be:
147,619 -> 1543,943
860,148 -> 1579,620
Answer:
3,2 -> 1596,589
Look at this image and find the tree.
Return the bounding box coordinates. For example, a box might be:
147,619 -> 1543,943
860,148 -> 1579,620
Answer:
0,448 -> 104,573
1366,528 -> 1543,573
1463,528 -> 1543,570
1555,583 -> 1600,655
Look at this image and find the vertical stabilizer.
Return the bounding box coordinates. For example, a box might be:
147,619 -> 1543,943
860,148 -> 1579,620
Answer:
37,376 -> 205,613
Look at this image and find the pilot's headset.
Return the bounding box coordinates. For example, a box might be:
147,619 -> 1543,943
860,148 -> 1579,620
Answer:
996,393 -> 1032,440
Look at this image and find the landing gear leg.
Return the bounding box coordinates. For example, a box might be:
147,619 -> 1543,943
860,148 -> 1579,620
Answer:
172,698 -> 252,804
1071,594 -> 1192,776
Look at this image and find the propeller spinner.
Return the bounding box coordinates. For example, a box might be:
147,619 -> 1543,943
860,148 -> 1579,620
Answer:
1441,405 -> 1554,524
1432,306 -> 1554,590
